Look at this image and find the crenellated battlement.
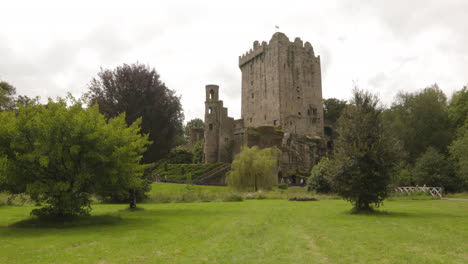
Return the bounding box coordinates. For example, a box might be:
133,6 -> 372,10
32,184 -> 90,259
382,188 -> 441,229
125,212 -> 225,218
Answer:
239,33 -> 317,67
238,41 -> 267,67
205,32 -> 324,172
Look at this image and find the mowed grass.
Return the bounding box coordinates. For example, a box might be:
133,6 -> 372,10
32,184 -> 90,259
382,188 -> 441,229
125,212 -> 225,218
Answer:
1,199 -> 467,264
145,183 -> 312,203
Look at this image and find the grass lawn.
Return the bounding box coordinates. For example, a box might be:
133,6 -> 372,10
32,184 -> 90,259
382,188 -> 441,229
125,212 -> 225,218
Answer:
1,199 -> 467,264
145,183 -> 312,203
445,192 -> 468,199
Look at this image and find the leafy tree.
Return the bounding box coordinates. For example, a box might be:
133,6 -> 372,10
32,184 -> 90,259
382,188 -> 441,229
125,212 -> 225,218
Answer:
384,84 -> 453,162
0,99 -> 151,217
391,161 -> 414,186
331,89 -> 398,211
184,118 -> 204,140
86,63 -> 184,163
191,140 -> 204,164
307,158 -> 334,193
226,146 -> 280,191
323,98 -> 347,123
448,86 -> 468,129
413,147 -> 455,191
0,81 -> 16,111
15,95 -> 40,107
165,146 -> 193,164
449,122 -> 468,191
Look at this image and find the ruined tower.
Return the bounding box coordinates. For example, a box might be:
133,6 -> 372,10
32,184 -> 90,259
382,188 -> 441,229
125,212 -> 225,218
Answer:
239,32 -> 324,137
203,85 -> 234,163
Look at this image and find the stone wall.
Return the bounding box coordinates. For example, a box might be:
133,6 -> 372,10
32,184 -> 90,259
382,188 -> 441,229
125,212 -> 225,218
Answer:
203,84 -> 235,164
239,32 -> 324,138
203,32 -> 326,174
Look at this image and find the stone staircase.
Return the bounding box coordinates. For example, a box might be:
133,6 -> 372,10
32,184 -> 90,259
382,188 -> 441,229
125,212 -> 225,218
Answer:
194,164 -> 231,186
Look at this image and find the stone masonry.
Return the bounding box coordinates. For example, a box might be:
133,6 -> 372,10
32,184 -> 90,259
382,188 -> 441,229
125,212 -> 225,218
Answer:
202,32 -> 325,180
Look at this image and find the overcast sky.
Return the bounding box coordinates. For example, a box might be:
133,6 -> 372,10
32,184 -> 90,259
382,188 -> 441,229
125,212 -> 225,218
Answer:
1,0 -> 467,122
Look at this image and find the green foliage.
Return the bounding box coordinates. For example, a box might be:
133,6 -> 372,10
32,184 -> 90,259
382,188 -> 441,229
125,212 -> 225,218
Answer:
448,86 -> 468,129
226,146 -> 280,191
413,147 -> 455,191
0,81 -> 16,111
184,118 -> 204,139
0,100 -> 151,217
449,122 -> 468,191
191,140 -> 204,164
331,89 -> 398,211
165,146 -> 193,164
323,98 -> 347,123
384,84 -> 453,162
391,161 -> 414,186
308,158 -> 334,193
154,162 -> 224,181
86,63 -> 184,163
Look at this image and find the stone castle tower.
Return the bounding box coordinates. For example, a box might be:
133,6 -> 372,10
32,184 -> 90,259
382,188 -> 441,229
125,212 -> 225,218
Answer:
239,32 -> 323,137
202,32 -> 325,176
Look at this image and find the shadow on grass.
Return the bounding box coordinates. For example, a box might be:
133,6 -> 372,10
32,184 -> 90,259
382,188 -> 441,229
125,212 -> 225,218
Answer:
346,209 -> 411,217
343,208 -> 465,219
9,214 -> 125,229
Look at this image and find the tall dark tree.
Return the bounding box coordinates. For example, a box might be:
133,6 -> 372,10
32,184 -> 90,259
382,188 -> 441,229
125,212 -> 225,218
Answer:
384,84 -> 453,163
331,89 -> 398,211
323,98 -> 347,124
87,63 -> 184,163
0,81 -> 16,111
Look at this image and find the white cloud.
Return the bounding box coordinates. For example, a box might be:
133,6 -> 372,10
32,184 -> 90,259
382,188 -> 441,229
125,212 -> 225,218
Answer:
0,0 -> 466,122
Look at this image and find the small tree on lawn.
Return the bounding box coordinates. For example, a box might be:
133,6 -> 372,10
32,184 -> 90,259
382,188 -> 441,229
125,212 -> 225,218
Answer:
331,88 -> 398,212
0,98 -> 151,217
226,146 -> 280,191
308,158 -> 334,193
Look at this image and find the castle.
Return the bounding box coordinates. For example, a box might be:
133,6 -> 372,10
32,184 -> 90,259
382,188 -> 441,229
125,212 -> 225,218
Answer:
201,32 -> 326,181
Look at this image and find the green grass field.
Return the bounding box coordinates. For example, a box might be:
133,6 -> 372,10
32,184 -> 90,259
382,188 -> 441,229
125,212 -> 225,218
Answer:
1,196 -> 467,263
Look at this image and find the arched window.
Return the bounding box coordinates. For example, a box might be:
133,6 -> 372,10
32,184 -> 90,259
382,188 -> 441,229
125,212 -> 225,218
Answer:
209,89 -> 215,100
209,124 -> 213,130
208,107 -> 213,114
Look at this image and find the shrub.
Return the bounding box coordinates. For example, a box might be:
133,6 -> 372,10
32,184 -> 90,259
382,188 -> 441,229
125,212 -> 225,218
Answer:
278,183 -> 288,190
222,193 -> 244,202
308,158 -> 334,193
226,146 -> 280,191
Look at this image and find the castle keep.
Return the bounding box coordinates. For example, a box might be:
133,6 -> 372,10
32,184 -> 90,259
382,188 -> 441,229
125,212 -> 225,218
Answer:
202,32 -> 325,178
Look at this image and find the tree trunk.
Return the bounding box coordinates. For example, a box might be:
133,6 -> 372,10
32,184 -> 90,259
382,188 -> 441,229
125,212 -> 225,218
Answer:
129,189 -> 137,209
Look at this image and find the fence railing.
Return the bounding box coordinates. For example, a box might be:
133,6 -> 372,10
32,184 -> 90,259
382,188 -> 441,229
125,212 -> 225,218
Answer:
194,164 -> 231,185
394,186 -> 443,198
